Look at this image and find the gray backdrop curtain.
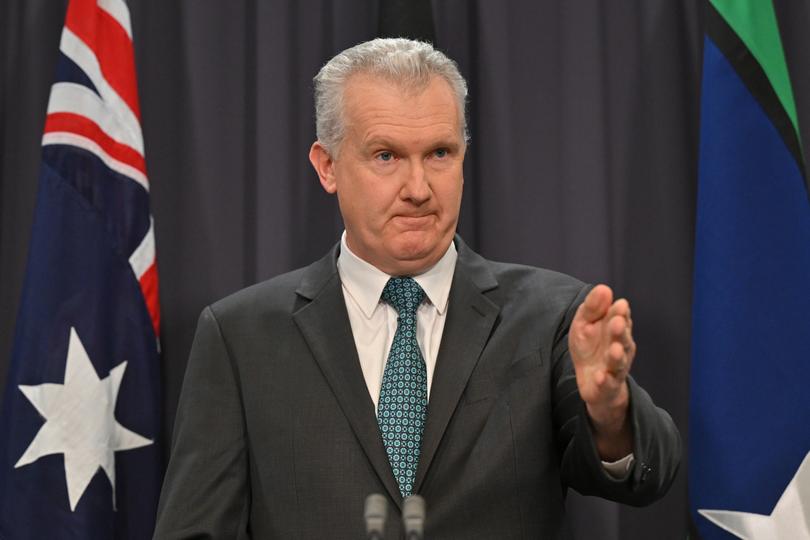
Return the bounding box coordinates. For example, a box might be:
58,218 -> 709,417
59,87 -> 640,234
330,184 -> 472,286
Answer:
3,1 -> 810,538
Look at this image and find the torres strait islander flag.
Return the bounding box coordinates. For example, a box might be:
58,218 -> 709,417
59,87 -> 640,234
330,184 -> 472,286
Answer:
690,0 -> 810,539
0,0 -> 162,537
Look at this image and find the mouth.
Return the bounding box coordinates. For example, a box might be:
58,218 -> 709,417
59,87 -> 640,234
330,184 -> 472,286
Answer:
391,214 -> 436,229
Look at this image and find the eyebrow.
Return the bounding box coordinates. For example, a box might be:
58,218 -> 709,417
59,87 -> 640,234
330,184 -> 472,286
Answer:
363,135 -> 462,152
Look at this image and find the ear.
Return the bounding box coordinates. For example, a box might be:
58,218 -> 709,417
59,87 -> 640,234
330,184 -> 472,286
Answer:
309,141 -> 337,194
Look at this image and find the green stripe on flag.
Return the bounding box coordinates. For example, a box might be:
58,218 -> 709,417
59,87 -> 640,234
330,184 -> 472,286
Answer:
710,0 -> 800,139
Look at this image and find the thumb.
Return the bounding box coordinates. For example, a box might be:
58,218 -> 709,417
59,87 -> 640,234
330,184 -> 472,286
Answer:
577,284 -> 613,323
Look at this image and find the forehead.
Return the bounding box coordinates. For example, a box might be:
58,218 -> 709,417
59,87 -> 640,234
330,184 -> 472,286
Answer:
341,73 -> 461,144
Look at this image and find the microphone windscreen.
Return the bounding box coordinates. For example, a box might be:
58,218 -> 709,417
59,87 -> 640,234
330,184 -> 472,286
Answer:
402,495 -> 426,538
364,493 -> 388,537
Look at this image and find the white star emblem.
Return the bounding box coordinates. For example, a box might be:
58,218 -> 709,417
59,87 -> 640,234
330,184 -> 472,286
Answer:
15,327 -> 153,511
699,451 -> 810,539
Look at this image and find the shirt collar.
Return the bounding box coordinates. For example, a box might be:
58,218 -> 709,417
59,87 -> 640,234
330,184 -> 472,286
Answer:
337,231 -> 458,319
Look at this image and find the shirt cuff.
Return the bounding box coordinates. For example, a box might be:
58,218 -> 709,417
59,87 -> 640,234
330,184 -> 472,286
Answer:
601,453 -> 635,479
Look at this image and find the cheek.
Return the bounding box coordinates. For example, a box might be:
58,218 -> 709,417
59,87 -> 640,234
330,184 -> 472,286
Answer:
433,174 -> 464,211
339,180 -> 395,230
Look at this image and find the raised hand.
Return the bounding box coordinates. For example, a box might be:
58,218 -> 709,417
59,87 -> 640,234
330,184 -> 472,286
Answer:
568,284 -> 635,459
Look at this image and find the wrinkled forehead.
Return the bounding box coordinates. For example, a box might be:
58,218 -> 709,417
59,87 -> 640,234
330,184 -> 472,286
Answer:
341,73 -> 462,135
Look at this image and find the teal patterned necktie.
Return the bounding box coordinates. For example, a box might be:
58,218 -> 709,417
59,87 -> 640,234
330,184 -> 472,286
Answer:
378,276 -> 427,497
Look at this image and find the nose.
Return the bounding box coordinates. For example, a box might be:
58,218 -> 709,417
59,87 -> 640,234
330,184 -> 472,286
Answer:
401,159 -> 431,204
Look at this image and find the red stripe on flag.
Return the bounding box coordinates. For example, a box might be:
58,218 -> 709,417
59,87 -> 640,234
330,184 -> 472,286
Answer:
65,0 -> 140,120
44,112 -> 147,177
139,262 -> 160,337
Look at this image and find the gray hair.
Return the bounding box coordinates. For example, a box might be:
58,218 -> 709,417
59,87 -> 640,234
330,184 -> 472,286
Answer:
313,38 -> 469,156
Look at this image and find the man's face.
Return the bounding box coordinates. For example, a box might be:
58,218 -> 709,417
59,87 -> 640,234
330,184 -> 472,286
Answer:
310,74 -> 465,276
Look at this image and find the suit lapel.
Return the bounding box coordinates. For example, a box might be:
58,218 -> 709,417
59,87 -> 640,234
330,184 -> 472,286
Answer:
292,247 -> 403,507
291,239 -> 500,501
414,239 -> 500,492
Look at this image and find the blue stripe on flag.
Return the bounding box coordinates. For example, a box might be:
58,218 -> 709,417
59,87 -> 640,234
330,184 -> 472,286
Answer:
54,51 -> 100,96
42,145 -> 151,259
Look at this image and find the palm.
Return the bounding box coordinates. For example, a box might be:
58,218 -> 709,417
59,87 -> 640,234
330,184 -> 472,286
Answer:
570,314 -> 612,402
568,285 -> 635,408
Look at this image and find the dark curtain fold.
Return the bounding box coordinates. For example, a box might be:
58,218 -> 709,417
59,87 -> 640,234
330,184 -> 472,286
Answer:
2,1 -> 809,538
433,2 -> 701,537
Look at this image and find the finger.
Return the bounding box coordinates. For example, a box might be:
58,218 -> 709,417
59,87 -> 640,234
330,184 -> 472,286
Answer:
607,298 -> 631,320
593,365 -> 624,398
605,342 -> 628,378
593,366 -> 624,391
608,314 -> 627,340
608,315 -> 634,350
578,284 -> 613,323
624,330 -> 634,352
607,341 -> 625,364
593,368 -> 606,387
625,339 -> 637,366
622,316 -> 636,362
620,333 -> 636,370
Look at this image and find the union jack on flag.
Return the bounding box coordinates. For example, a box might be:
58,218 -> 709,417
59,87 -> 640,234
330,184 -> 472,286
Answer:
0,0 -> 162,537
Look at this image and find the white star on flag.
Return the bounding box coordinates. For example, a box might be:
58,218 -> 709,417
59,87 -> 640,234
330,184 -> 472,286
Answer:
15,326 -> 153,511
699,451 -> 810,539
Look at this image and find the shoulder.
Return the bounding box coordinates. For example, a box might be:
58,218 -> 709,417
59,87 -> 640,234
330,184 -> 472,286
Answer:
210,267 -> 309,319
455,237 -> 590,312
204,245 -> 338,328
485,260 -> 591,330
454,240 -> 591,360
488,259 -> 586,294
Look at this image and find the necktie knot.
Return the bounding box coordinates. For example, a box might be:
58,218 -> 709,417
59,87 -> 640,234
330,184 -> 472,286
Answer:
381,277 -> 425,318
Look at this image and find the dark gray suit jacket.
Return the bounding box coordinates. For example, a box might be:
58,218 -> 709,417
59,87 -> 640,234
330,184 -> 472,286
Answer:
154,237 -> 680,539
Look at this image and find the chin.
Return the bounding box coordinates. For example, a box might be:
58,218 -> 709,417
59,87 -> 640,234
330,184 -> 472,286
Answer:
388,234 -> 447,271
391,234 -> 433,257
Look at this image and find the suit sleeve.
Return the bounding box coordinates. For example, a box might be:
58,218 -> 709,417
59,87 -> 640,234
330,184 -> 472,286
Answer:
153,307 -> 251,539
551,285 -> 681,506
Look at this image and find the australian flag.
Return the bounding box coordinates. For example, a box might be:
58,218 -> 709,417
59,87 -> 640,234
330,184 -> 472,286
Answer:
690,0 -> 810,538
0,0 -> 162,538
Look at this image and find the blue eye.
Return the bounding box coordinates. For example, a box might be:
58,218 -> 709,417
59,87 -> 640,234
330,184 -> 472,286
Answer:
378,151 -> 394,161
434,148 -> 448,158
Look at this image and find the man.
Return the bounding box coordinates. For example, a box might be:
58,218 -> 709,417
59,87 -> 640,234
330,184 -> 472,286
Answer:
154,38 -> 680,539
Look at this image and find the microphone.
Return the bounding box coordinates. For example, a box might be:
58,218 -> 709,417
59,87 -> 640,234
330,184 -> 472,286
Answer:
364,493 -> 388,540
402,495 -> 426,540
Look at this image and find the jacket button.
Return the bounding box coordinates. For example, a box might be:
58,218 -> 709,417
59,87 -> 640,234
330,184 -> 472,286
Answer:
639,463 -> 652,483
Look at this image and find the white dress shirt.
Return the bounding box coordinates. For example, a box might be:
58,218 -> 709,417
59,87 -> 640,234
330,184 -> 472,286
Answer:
337,231 -> 457,410
335,232 -> 634,476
